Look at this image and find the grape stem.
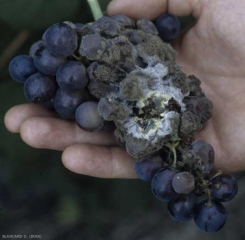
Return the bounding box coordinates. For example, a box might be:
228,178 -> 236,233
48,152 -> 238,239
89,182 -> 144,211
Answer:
72,54 -> 82,61
87,0 -> 103,21
205,188 -> 212,208
165,141 -> 179,168
210,169 -> 223,180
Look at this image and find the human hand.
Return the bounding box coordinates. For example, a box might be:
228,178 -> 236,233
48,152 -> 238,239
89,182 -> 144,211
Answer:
4,0 -> 245,179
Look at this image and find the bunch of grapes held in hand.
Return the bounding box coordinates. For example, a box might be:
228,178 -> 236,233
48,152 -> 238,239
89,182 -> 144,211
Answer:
8,10 -> 238,233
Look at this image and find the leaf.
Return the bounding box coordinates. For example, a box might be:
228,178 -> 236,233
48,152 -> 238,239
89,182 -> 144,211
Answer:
0,0 -> 83,31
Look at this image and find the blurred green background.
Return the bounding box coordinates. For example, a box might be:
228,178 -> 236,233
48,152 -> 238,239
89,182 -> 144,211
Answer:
0,1 -> 244,239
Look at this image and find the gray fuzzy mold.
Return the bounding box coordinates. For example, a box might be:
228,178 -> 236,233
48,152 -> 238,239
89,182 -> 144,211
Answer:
78,16 -> 213,158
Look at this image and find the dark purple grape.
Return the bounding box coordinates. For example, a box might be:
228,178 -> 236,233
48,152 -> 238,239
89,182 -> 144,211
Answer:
56,61 -> 88,91
45,22 -> 78,57
151,168 -> 179,202
9,55 -> 36,83
134,156 -> 163,181
33,44 -> 66,76
210,174 -> 238,202
75,101 -> 105,131
79,33 -> 106,60
194,199 -> 226,233
24,73 -> 57,104
155,13 -> 181,41
172,172 -> 195,194
189,140 -> 214,173
54,88 -> 88,119
137,19 -> 158,35
168,193 -> 198,222
111,14 -> 135,28
29,40 -> 44,58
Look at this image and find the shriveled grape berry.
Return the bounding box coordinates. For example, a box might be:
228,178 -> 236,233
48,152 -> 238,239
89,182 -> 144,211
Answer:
188,140 -> 215,173
136,19 -> 158,35
111,14 -> 135,29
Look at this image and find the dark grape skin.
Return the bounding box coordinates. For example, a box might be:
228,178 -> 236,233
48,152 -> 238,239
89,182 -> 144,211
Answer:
24,72 -> 57,104
75,101 -> 105,132
151,168 -> 179,202
54,88 -> 89,119
210,174 -> 238,202
194,199 -> 226,233
134,156 -> 163,182
9,55 -> 37,83
56,61 -> 88,91
29,40 -> 44,58
45,22 -> 78,57
155,13 -> 181,41
33,44 -> 66,76
168,193 -> 198,222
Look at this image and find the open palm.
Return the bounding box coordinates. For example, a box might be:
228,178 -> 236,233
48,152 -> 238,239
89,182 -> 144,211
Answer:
4,0 -> 245,178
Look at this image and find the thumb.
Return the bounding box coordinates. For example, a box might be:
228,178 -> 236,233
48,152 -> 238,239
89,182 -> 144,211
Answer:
107,0 -> 201,20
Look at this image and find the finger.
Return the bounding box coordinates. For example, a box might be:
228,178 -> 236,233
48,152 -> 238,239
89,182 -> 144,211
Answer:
62,144 -> 137,179
107,0 -> 201,20
4,104 -> 57,133
20,117 -> 117,151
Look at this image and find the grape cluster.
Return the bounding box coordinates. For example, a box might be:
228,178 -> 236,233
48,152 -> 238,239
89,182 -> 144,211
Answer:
9,21 -> 112,130
135,141 -> 238,233
9,14 -> 238,233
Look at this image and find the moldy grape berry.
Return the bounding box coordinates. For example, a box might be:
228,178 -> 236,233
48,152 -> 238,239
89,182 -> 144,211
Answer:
8,13 -> 238,233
